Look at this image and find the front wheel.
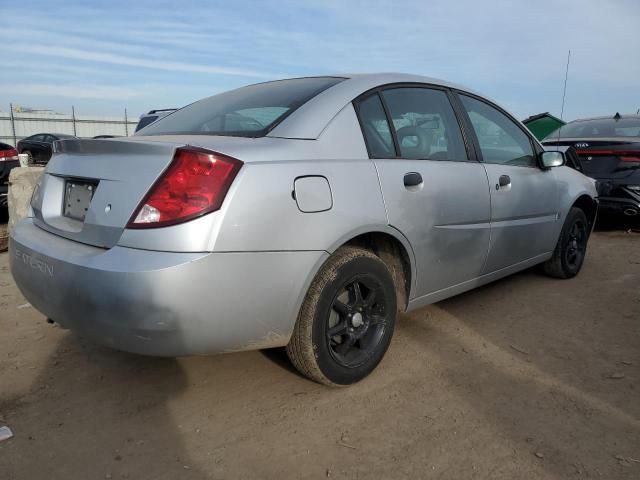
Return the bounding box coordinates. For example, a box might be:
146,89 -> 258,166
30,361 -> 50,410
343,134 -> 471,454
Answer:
543,207 -> 590,279
287,246 -> 397,386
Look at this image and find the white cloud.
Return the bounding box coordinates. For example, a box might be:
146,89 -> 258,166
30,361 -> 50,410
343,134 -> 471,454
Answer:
0,83 -> 149,100
10,44 -> 278,78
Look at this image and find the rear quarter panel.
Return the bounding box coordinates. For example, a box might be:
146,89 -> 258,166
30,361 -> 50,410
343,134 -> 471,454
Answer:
210,158 -> 388,252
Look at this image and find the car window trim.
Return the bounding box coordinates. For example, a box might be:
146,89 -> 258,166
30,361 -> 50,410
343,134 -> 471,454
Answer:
353,82 -> 479,163
452,90 -> 544,169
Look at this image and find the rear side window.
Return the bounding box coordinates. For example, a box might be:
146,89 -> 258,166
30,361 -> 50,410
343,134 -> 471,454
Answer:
381,88 -> 468,161
460,95 -> 535,167
138,77 -> 345,137
356,94 -> 395,158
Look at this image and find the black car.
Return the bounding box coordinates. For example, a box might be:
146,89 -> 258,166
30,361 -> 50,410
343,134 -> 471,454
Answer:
17,133 -> 77,165
543,113 -> 640,218
0,142 -> 20,209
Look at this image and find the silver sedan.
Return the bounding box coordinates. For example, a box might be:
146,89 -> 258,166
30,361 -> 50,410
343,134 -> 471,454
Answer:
10,73 -> 597,385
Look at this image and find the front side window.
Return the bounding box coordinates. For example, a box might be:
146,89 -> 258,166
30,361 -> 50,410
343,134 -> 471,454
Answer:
460,95 -> 535,167
137,77 -> 345,137
381,87 -> 468,161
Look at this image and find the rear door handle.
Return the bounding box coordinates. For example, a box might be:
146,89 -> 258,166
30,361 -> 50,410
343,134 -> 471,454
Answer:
404,172 -> 423,187
496,175 -> 511,190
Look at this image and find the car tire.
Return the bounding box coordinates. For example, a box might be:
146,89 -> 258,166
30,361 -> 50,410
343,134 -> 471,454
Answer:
286,246 -> 397,386
543,207 -> 590,279
23,150 -> 33,165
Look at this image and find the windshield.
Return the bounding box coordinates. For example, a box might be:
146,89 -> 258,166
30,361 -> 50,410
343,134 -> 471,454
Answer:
548,117 -> 640,139
137,77 -> 345,137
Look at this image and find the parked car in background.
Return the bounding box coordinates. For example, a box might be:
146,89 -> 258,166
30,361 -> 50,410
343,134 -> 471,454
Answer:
10,74 -> 598,386
135,109 -> 177,132
543,113 -> 640,218
0,142 -> 19,209
17,133 -> 78,165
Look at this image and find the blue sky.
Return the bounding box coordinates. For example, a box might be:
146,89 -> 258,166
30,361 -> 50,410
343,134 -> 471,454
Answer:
1,0 -> 638,121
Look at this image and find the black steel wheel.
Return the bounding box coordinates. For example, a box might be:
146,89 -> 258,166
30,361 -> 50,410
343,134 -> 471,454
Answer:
564,218 -> 587,270
326,275 -> 391,369
543,207 -> 590,279
287,246 -> 398,386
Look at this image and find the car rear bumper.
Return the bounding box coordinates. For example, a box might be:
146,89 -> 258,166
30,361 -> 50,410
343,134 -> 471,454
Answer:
9,218 -> 326,356
598,195 -> 640,216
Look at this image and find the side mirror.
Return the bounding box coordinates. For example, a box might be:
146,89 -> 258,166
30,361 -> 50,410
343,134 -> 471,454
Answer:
540,151 -> 565,169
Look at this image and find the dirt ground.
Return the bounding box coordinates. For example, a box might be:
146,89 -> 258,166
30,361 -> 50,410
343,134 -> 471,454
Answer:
0,230 -> 638,479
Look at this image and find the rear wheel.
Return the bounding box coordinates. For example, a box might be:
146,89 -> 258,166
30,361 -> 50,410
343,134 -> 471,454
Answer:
543,207 -> 590,279
287,246 -> 397,386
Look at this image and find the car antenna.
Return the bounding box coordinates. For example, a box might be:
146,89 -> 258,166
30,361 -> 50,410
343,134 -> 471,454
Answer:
555,50 -> 571,144
560,50 -> 571,122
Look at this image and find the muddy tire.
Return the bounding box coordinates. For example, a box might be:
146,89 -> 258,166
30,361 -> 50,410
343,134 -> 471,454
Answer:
543,207 -> 590,279
286,246 -> 397,386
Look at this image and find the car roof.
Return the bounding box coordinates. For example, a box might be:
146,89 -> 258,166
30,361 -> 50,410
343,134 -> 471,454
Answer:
566,113 -> 640,124
26,133 -> 76,138
269,73 -> 499,139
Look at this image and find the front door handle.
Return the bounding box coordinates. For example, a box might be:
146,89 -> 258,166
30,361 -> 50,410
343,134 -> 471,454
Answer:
496,175 -> 511,190
404,172 -> 423,187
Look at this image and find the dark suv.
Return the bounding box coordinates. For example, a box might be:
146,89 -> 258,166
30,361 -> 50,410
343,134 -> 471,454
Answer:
135,109 -> 177,132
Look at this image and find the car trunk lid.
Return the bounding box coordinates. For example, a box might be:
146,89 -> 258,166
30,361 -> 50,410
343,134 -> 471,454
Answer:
31,138 -> 182,248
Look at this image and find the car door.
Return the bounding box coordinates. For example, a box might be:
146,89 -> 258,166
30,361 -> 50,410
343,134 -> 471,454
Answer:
354,86 -> 491,299
456,93 -> 559,273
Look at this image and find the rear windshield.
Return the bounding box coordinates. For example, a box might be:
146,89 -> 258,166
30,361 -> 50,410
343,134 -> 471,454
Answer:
549,117 -> 640,139
137,77 -> 345,137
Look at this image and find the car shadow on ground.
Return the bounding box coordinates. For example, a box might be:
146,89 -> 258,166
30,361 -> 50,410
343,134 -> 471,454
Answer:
0,334 -> 210,480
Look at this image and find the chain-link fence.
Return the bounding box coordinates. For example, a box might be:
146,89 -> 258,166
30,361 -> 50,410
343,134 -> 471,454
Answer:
0,104 -> 138,146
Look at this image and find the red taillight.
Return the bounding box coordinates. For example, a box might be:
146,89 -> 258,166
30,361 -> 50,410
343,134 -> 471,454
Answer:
127,147 -> 243,228
0,147 -> 18,161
